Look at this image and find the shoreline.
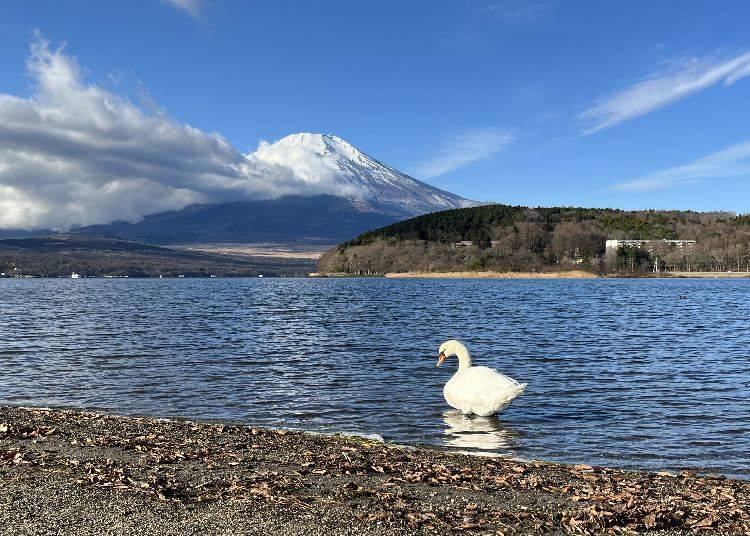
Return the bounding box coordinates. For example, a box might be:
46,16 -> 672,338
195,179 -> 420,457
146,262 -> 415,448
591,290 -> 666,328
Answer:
1,406 -> 748,534
4,270 -> 750,280
311,270 -> 750,279
666,271 -> 750,278
384,270 -> 597,279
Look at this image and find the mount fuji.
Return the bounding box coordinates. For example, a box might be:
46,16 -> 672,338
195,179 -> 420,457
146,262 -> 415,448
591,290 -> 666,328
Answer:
250,133 -> 478,217
64,133 -> 480,245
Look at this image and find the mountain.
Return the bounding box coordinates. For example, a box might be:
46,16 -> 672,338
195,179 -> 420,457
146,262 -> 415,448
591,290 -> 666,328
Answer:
73,195 -> 400,245
250,133 -> 477,217
63,134 -> 479,245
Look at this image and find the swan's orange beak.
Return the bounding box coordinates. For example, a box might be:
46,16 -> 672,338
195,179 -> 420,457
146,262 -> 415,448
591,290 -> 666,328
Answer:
436,352 -> 446,367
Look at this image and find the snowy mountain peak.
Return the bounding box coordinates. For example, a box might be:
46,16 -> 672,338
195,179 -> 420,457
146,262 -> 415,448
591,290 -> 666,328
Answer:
250,133 -> 478,217
269,133 -> 364,164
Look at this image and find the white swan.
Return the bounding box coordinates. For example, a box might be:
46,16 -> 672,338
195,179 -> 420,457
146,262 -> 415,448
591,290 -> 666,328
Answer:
437,340 -> 526,417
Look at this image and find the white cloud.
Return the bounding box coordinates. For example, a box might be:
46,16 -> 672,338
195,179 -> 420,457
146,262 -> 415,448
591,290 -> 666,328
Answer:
413,128 -> 514,179
578,51 -> 750,135
477,0 -> 555,25
160,0 -> 207,20
0,34 -> 362,231
613,140 -> 750,191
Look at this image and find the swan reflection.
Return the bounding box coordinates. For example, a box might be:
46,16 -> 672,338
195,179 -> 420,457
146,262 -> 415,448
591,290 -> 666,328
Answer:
442,409 -> 518,451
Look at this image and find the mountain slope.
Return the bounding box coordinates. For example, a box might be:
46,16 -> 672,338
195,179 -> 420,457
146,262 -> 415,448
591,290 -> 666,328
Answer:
250,133 -> 477,217
74,195 -> 399,245
62,133 -> 480,245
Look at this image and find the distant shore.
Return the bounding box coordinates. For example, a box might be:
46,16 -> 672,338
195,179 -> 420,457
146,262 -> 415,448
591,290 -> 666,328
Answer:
171,242 -> 332,260
2,405 -> 748,534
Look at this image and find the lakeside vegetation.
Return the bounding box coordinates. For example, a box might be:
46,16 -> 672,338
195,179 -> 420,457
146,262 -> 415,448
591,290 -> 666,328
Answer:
317,204 -> 750,275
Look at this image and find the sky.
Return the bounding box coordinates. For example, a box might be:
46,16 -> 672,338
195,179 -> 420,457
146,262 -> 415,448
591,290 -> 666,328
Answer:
1,0 -> 750,229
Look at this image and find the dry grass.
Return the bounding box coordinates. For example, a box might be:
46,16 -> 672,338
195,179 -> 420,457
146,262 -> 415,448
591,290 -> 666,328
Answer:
170,243 -> 333,260
666,272 -> 750,278
384,270 -> 598,279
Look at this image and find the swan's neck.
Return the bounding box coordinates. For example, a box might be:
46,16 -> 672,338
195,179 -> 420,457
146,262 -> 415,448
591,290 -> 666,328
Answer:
456,346 -> 472,372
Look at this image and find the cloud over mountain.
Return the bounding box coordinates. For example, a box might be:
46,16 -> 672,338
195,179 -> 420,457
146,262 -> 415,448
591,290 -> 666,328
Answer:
0,34 -> 468,231
0,34 -> 259,230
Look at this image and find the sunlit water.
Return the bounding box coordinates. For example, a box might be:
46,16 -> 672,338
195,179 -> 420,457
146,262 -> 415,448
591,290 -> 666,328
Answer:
1,278 -> 749,478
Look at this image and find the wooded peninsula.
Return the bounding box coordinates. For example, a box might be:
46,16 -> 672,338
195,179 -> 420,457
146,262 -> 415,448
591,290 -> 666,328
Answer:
317,204 -> 750,275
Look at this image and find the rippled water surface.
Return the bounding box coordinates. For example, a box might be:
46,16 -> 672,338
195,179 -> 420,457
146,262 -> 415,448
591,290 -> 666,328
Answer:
1,278 -> 749,477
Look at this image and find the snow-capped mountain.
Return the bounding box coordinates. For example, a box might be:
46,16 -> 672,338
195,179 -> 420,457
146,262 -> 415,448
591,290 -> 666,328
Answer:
61,133 -> 480,245
249,133 -> 478,217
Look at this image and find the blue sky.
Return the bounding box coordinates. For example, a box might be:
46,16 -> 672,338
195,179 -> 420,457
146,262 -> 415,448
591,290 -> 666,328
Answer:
2,0 -> 750,217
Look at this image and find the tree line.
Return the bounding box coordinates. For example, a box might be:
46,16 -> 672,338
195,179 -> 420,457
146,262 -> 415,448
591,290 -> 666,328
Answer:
318,205 -> 750,274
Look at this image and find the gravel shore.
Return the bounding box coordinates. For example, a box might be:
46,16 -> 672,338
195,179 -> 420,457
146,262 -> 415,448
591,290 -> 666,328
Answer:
1,406 -> 748,535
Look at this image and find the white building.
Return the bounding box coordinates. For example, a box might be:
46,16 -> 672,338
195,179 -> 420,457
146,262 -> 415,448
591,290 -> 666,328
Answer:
453,240 -> 501,247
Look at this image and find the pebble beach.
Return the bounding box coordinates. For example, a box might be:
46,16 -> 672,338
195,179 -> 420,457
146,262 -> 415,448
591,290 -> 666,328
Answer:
1,406 -> 748,535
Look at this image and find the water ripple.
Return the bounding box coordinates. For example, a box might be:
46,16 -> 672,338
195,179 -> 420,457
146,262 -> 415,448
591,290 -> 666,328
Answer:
0,277 -> 749,478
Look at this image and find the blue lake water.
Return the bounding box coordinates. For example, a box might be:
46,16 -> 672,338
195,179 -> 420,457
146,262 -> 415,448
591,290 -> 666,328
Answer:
1,278 -> 748,478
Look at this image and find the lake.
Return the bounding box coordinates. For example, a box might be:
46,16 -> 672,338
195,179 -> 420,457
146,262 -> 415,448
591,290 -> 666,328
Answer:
1,277 -> 748,478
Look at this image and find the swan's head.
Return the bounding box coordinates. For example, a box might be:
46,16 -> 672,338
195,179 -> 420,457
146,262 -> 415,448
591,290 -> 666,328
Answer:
437,339 -> 467,367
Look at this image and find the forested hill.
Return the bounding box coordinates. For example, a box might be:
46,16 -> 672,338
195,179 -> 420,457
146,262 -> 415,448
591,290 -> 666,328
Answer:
317,204 -> 750,274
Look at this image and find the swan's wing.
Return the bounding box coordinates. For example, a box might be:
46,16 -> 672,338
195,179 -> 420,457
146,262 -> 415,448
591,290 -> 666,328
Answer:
451,367 -> 526,416
463,366 -> 524,390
